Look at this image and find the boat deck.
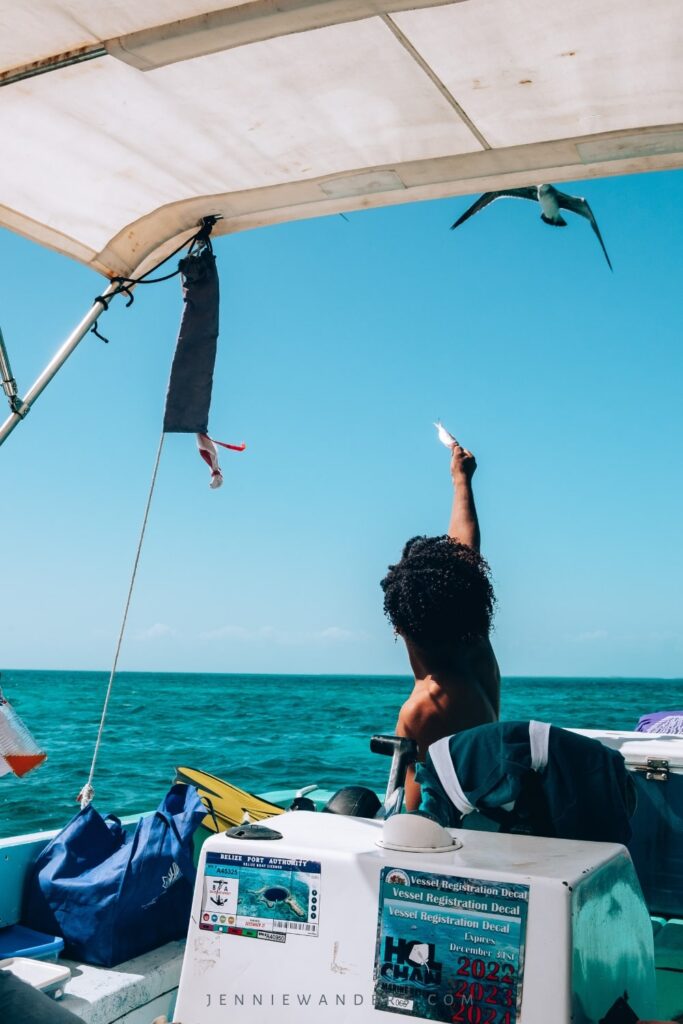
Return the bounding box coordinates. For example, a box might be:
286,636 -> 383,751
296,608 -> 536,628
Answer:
56,942 -> 183,1024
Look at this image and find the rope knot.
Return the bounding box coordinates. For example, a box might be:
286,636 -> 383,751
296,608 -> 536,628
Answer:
78,783 -> 94,809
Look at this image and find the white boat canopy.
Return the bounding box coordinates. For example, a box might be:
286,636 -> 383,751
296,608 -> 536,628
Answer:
0,0 -> 682,279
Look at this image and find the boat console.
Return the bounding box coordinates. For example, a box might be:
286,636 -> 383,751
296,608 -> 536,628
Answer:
176,808 -> 656,1023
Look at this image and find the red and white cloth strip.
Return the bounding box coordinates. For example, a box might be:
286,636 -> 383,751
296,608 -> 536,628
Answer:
197,433 -> 246,488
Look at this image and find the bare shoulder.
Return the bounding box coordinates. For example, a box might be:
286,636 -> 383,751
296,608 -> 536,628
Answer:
396,661 -> 498,756
397,693 -> 431,738
396,689 -> 457,754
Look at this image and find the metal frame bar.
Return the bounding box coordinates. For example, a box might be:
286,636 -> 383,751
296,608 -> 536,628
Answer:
105,0 -> 469,71
0,46 -> 107,88
0,282 -> 119,448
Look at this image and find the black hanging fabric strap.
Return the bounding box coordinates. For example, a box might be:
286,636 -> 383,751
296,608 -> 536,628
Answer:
162,242 -> 220,434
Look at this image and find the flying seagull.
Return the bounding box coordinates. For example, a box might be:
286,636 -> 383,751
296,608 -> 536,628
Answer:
450,184 -> 613,270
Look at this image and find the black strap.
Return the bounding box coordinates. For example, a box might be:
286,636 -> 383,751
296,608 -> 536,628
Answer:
90,321 -> 111,344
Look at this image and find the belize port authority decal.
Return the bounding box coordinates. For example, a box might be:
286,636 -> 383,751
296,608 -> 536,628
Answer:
374,867 -> 528,1023
200,852 -> 320,942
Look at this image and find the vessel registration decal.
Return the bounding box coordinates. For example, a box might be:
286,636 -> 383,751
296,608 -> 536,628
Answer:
373,867 -> 528,1022
200,852 -> 320,939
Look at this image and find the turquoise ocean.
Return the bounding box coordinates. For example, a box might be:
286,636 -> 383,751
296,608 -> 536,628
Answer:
2,671 -> 683,839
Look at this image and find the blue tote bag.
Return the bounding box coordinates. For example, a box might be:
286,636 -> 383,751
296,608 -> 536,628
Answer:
24,783 -> 205,966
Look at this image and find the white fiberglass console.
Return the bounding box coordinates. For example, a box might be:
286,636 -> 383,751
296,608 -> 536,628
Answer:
175,811 -> 655,1024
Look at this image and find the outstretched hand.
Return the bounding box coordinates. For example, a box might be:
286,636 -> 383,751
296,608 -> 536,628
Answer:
450,445 -> 476,484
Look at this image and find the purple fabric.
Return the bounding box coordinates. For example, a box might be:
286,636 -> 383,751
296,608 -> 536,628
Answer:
636,710 -> 683,734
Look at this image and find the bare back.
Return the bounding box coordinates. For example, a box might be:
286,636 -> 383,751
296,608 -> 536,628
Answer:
396,637 -> 500,810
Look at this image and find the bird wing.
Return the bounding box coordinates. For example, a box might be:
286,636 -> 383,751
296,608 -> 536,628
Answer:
555,190 -> 613,271
450,187 -> 538,230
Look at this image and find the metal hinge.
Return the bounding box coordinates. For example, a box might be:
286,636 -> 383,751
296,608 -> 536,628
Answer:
0,325 -> 27,417
633,758 -> 670,782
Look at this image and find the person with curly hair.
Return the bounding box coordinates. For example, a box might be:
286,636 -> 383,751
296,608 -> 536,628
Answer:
381,444 -> 500,810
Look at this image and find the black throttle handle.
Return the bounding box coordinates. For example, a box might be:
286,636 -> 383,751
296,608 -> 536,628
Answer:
371,734 -> 418,807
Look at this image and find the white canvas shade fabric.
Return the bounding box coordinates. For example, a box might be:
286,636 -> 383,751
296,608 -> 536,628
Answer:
0,0 -> 681,277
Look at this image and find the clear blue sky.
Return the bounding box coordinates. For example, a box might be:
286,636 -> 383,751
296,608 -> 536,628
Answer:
1,170 -> 681,677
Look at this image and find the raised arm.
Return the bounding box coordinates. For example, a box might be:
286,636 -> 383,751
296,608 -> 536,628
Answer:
447,446 -> 480,551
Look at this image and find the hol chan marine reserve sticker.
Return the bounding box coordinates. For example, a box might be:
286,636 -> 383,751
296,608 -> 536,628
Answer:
200,852 -> 320,941
374,868 -> 528,1023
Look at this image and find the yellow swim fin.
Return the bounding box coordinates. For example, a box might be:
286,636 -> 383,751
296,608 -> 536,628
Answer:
175,766 -> 284,832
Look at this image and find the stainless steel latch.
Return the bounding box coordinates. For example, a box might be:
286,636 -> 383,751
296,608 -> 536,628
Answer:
633,758 -> 670,782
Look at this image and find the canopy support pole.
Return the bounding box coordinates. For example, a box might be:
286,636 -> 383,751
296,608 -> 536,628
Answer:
0,281 -> 119,448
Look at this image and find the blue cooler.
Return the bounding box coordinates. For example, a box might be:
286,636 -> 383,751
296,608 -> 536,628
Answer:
0,924 -> 64,961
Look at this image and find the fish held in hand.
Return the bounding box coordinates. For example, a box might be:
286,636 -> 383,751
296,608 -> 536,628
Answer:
434,420 -> 459,448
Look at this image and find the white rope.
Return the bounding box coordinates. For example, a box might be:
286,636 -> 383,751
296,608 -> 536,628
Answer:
79,432 -> 165,808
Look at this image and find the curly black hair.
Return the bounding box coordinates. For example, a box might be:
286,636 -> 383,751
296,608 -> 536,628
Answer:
381,536 -> 496,649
